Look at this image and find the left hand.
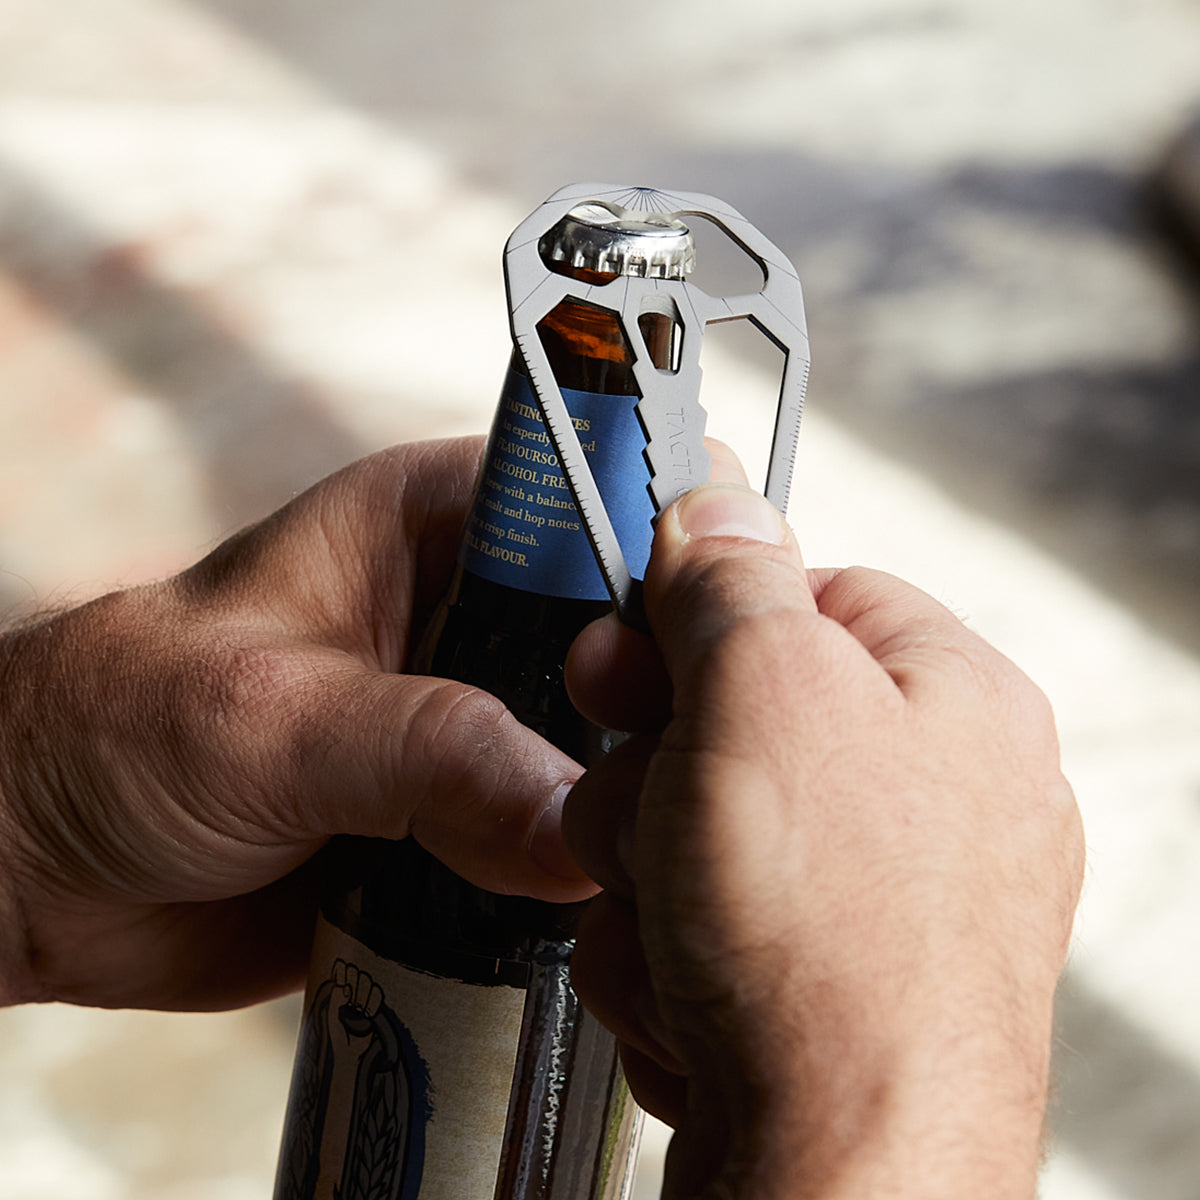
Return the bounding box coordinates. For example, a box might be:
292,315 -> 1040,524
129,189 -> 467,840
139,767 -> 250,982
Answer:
0,438 -> 596,1012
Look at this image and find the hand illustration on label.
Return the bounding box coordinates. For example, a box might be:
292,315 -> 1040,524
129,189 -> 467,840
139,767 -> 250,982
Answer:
276,959 -> 431,1200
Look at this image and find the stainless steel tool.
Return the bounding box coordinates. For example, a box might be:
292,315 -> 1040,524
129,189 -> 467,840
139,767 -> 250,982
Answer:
504,182 -> 810,627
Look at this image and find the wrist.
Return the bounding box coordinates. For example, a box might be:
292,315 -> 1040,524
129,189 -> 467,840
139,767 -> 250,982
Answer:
0,596 -> 136,1008
673,983 -> 1056,1200
761,1044 -> 1048,1200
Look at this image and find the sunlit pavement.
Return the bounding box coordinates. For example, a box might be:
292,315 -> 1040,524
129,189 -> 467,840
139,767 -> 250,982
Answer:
2,2 -> 1200,1197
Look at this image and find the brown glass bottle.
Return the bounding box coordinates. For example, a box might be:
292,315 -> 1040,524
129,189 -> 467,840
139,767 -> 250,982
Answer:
424,269 -> 668,759
275,205 -> 689,1200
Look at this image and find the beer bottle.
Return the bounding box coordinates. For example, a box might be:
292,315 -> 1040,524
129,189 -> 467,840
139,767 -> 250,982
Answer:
274,200 -> 693,1200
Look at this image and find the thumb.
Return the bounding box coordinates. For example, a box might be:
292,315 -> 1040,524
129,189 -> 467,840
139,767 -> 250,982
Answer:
284,666 -> 597,903
645,483 -> 815,698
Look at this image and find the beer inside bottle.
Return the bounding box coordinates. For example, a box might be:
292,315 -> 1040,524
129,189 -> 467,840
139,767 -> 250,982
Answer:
275,200 -> 693,1200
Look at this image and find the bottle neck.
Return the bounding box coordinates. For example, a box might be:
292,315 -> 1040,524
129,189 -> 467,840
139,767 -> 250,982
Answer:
536,262 -> 677,393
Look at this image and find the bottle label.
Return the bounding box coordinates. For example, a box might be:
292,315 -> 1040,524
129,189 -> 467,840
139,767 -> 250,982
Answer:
275,914 -> 527,1200
461,371 -> 655,600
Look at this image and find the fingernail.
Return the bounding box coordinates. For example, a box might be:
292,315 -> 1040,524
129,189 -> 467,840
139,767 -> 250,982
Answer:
674,484 -> 788,544
529,782 -> 587,881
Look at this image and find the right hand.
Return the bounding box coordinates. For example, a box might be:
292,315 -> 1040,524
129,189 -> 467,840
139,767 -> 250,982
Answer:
563,483 -> 1084,1200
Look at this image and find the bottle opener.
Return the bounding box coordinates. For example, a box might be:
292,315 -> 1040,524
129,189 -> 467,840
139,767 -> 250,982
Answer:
504,182 -> 810,628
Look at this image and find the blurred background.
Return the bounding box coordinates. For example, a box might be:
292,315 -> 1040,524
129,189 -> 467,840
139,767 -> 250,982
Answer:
2,1 -> 1200,1196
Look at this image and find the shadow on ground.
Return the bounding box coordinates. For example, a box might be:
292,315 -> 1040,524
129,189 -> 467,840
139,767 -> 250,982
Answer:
0,163 -> 370,539
1055,974 -> 1200,1200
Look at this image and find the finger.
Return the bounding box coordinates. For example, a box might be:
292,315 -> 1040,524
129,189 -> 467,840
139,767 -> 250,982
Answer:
704,437 -> 750,486
562,736 -> 654,896
564,444 -> 750,733
644,484 -> 817,701
176,437 -> 485,669
564,616 -> 671,733
807,566 -> 846,600
811,566 -> 1013,702
265,663 -> 598,903
571,893 -> 686,1074
619,1042 -> 688,1127
390,437 -> 490,638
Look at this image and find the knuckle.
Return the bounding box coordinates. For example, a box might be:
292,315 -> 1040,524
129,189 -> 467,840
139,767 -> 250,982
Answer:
409,680 -> 513,764
404,681 -> 523,816
174,520 -> 272,603
670,560 -> 808,670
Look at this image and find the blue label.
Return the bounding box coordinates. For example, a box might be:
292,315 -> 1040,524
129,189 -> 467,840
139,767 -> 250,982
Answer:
461,371 -> 654,600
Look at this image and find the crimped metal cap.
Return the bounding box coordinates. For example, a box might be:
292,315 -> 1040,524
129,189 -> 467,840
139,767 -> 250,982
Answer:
539,200 -> 694,279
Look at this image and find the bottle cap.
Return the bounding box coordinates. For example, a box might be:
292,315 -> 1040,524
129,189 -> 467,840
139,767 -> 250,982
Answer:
539,200 -> 695,279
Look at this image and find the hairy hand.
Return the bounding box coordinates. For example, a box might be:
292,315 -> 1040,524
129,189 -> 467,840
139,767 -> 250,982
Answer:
0,439 -> 594,1011
564,484 -> 1084,1200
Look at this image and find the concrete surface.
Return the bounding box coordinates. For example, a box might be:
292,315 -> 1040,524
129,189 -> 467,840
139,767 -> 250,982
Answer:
2,1 -> 1200,1197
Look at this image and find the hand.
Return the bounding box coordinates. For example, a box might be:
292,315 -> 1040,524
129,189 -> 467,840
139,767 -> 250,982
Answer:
563,484 -> 1084,1200
0,438 -> 595,1011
